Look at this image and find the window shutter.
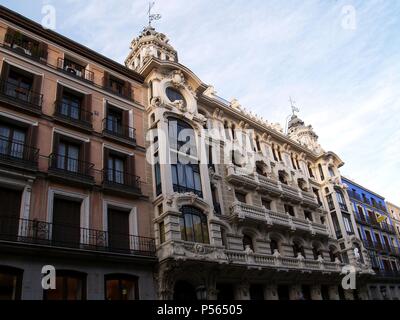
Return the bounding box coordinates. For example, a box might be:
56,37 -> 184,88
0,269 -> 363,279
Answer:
104,148 -> 110,169
127,154 -> 136,177
38,42 -> 48,62
26,125 -> 38,162
124,81 -> 132,100
122,110 -> 130,137
1,61 -> 10,80
103,71 -> 110,88
52,132 -> 60,154
56,83 -> 64,103
4,28 -> 15,44
83,94 -> 92,123
32,74 -> 42,106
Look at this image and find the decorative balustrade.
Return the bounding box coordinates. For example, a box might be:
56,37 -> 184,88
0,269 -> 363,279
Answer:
230,202 -> 328,236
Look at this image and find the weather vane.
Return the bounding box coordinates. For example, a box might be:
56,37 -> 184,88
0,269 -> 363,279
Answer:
148,1 -> 162,27
289,96 -> 300,116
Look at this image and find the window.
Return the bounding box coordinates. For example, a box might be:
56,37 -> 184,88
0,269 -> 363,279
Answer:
159,222 -> 165,244
106,107 -> 123,135
276,146 -> 282,161
290,153 -> 297,169
180,206 -> 209,244
312,245 -> 323,260
166,87 -> 185,104
342,213 -> 354,235
336,189 -> 348,211
105,274 -> 138,300
224,121 -> 230,140
0,123 -> 26,159
0,266 -> 23,300
330,211 -> 342,239
307,163 -> 315,178
6,69 -> 33,102
304,211 -> 313,221
44,271 -> 86,300
270,239 -> 279,254
57,141 -> 80,173
262,199 -> 271,210
235,191 -> 247,203
293,242 -> 305,258
60,91 -> 82,120
4,29 -> 47,61
284,204 -> 295,217
278,170 -> 288,185
109,76 -> 125,95
171,161 -> 202,197
328,166 -> 335,177
107,154 -> 125,184
318,164 -> 325,181
168,118 -> 196,153
243,234 -> 254,251
272,144 -> 278,161
154,152 -> 162,196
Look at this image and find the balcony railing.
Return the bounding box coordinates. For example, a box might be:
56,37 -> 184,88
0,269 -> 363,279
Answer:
48,153 -> 94,181
173,184 -> 203,198
0,216 -> 155,256
102,119 -> 136,144
54,100 -> 92,129
102,169 -> 141,194
0,79 -> 43,111
0,135 -> 39,169
57,58 -> 94,83
4,33 -> 47,62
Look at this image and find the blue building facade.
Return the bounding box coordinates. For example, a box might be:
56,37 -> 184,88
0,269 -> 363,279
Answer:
342,177 -> 400,297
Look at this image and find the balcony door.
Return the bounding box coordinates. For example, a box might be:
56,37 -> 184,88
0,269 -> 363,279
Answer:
5,70 -> 33,102
57,141 -> 80,173
107,155 -> 125,184
0,124 -> 26,159
107,208 -> 130,252
0,187 -> 22,240
106,108 -> 123,135
52,198 -> 81,247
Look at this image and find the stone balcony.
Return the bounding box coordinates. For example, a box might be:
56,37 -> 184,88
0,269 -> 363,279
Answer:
230,202 -> 329,237
226,165 -> 319,208
158,240 -> 344,274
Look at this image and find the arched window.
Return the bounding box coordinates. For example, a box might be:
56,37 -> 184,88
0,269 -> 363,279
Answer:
293,241 -> 305,258
166,87 -> 185,104
243,234 -> 254,251
105,274 -> 138,300
312,244 -> 323,260
277,146 -> 283,161
335,189 -> 348,211
272,144 -> 278,161
270,239 -> 279,254
255,136 -> 261,152
179,206 -> 209,244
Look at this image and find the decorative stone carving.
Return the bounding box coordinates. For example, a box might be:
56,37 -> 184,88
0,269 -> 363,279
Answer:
150,96 -> 162,108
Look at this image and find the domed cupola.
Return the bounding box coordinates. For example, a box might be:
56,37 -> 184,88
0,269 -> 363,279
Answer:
125,26 -> 178,72
287,114 -> 323,154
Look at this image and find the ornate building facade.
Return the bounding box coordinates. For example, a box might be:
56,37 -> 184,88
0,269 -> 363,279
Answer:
0,6 -> 156,300
125,26 -> 376,300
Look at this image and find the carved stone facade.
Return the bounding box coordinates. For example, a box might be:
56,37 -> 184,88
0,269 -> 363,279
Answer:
125,26 -> 378,300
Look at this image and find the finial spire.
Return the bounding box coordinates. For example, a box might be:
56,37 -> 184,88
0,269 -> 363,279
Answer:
148,1 -> 162,27
289,96 -> 300,116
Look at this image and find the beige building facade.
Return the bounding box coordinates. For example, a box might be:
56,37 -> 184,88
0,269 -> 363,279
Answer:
125,26 -> 375,300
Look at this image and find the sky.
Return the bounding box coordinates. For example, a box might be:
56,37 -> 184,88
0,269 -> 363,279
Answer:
1,0 -> 399,203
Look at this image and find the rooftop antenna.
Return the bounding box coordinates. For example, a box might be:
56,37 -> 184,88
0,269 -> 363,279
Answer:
285,97 -> 300,134
148,1 -> 162,27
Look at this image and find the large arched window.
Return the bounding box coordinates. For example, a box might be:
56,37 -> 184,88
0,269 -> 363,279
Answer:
179,206 -> 209,244
243,234 -> 254,251
270,239 -> 279,254
292,241 -> 305,258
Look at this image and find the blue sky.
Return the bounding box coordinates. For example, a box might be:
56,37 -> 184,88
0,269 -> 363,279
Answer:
1,0 -> 399,203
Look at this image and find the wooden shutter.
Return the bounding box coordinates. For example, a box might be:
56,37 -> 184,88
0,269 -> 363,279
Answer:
127,154 -> 136,176
26,125 -> 38,162
4,28 -> 15,44
1,61 -> 10,80
32,74 -> 42,106
52,132 -> 60,154
103,71 -> 110,88
56,83 -> 64,106
83,94 -> 92,123
0,186 -> 22,238
107,209 -> 130,250
104,148 -> 110,170
37,42 -> 48,62
124,81 -> 132,100
52,198 -> 81,245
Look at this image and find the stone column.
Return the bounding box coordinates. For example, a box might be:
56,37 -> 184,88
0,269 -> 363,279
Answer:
264,285 -> 278,300
289,285 -> 301,300
328,285 -> 340,300
158,118 -> 174,195
310,285 -> 322,300
234,282 -> 250,300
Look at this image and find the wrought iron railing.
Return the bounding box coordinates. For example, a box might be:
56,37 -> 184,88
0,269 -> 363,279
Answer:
102,118 -> 136,143
57,58 -> 94,83
54,100 -> 92,128
102,169 -> 141,192
0,79 -> 43,109
48,153 -> 94,179
4,33 -> 47,62
0,216 -> 155,256
0,135 -> 39,167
